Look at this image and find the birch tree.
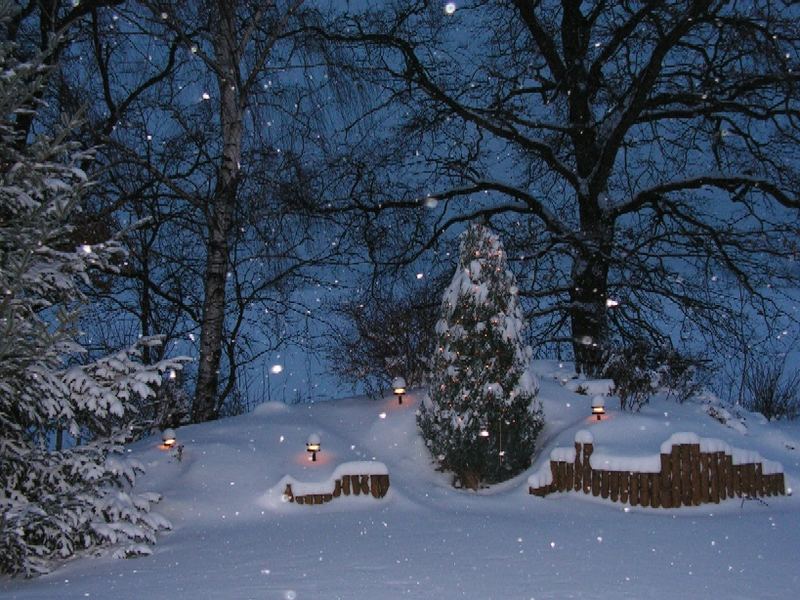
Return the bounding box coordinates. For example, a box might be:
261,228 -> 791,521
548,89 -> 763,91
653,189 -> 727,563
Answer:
45,0 -> 338,422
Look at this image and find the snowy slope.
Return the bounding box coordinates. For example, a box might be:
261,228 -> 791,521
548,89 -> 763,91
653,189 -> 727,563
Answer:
2,361 -> 799,599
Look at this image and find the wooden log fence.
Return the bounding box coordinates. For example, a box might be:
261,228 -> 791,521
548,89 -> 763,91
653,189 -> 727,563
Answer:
283,473 -> 390,506
529,432 -> 785,508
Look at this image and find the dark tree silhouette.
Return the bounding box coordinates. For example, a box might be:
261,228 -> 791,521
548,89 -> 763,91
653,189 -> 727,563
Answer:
319,0 -> 800,375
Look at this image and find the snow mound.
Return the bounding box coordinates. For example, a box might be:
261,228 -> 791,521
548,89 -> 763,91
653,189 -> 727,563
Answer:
252,401 -> 291,416
564,378 -> 615,395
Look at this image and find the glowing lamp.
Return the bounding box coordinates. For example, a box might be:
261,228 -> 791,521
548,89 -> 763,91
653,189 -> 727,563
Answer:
392,376 -> 407,405
591,396 -> 606,421
162,428 -> 177,448
306,434 -> 321,462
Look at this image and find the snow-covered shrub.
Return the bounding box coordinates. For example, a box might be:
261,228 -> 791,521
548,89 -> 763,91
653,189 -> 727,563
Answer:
0,41 -> 184,576
744,359 -> 800,421
418,223 -> 544,488
602,342 -> 703,411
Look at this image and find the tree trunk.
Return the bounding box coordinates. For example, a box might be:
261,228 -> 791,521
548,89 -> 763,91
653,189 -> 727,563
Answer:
569,210 -> 613,376
192,2 -> 243,423
560,1 -> 612,376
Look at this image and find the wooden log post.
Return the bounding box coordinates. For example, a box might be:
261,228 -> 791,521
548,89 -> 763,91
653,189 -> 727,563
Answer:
680,445 -> 692,506
284,483 -> 294,502
651,473 -> 661,508
777,473 -> 786,495
592,469 -> 601,497
724,455 -> 734,499
741,464 -> 753,497
370,475 -> 381,498
732,464 -> 741,497
765,474 -> 775,497
333,479 -> 342,498
710,453 -> 720,504
574,443 -> 583,491
610,470 -> 620,502
559,461 -> 568,492
630,472 -> 640,506
620,472 -> 630,504
342,475 -> 351,496
660,454 -> 672,508
359,475 -> 370,495
717,452 -> 727,500
640,473 -> 650,507
565,462 -> 574,492
583,444 -> 593,494
754,464 -> 763,498
700,454 -> 710,503
671,446 -> 681,507
372,475 -> 384,498
599,470 -> 609,499
551,461 -> 560,492
690,444 -> 702,506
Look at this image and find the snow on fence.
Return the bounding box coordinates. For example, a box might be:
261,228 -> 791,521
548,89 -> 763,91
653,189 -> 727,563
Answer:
528,432 -> 786,507
281,462 -> 390,506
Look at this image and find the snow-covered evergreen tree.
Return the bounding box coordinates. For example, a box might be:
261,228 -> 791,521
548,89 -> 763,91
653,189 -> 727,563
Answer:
418,223 -> 544,488
0,38 -> 184,576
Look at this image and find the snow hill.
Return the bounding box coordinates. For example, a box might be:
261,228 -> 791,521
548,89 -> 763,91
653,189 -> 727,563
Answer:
3,361 -> 799,599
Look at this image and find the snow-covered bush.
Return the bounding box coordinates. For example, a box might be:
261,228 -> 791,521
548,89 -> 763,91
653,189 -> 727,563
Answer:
0,41 -> 183,576
418,223 -> 544,488
602,342 -> 703,411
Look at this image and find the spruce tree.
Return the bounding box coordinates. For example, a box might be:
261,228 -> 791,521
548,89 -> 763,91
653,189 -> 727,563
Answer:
418,223 -> 544,488
0,38 -> 184,575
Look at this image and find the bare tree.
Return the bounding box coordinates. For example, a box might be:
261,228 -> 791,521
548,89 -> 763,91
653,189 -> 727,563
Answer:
318,0 -> 800,375
326,270 -> 447,397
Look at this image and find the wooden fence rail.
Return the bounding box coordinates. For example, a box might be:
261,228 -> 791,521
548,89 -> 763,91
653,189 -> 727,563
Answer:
529,432 -> 785,508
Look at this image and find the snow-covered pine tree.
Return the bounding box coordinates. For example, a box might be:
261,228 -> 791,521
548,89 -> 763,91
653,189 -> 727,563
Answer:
418,223 -> 544,488
0,36 -> 185,576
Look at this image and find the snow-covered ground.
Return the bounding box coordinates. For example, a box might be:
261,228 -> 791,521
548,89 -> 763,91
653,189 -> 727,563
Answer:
3,361 -> 799,599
